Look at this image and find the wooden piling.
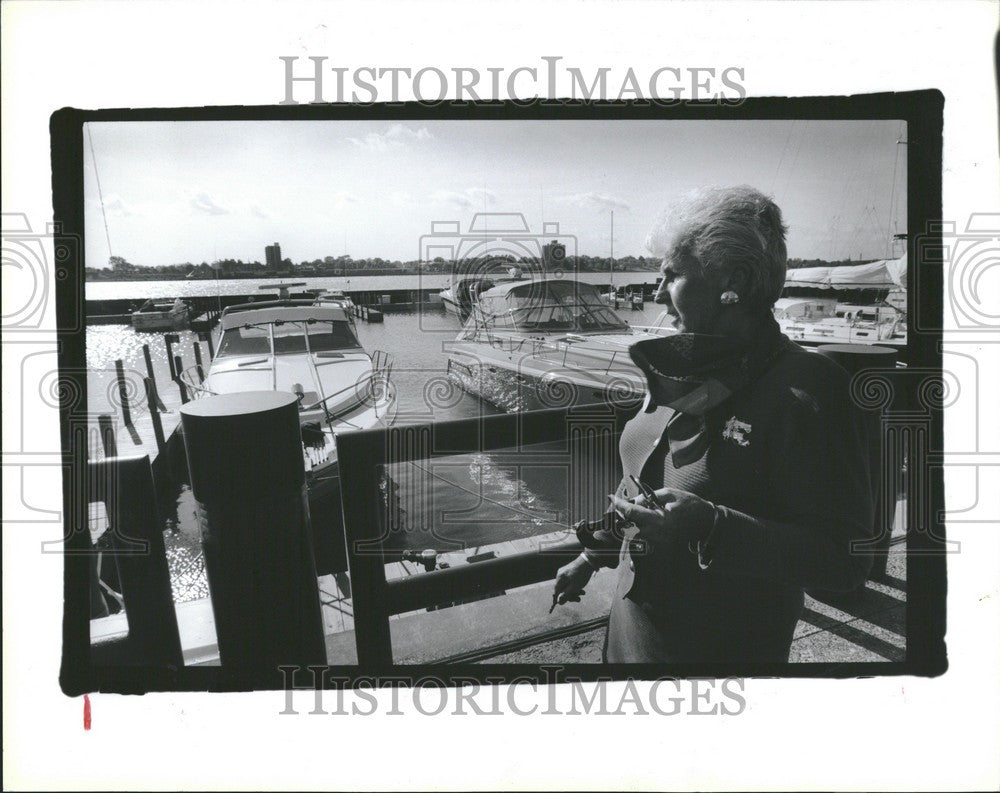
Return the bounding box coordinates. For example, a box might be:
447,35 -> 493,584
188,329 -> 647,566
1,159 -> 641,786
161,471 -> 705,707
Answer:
98,414 -> 117,457
114,358 -> 132,428
164,334 -> 178,380
200,330 -> 215,360
142,343 -> 155,383
143,378 -> 166,453
193,341 -> 205,382
141,343 -> 167,411
180,392 -> 326,669
173,355 -> 189,403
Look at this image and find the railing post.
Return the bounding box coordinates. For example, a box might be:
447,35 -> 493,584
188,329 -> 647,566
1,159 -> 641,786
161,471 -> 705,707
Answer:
114,358 -> 132,428
180,391 -> 326,671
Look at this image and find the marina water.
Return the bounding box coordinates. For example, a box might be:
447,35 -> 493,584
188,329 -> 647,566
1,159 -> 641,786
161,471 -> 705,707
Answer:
86,275 -> 663,604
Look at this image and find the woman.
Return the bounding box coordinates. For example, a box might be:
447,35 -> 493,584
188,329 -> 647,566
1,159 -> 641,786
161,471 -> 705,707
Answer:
553,186 -> 875,663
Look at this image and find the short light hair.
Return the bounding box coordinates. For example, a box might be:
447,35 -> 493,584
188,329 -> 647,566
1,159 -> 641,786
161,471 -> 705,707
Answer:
646,185 -> 788,311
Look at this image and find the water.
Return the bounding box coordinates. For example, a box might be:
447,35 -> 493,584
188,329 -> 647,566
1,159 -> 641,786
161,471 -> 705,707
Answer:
87,299 -> 667,604
85,272 -> 659,300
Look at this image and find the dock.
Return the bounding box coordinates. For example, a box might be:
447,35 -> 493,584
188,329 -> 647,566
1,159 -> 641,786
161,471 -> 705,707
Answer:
91,512 -> 908,667
83,281 -> 661,326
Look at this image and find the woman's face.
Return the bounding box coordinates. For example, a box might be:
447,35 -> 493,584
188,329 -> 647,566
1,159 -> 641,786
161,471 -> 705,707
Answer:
653,251 -> 724,334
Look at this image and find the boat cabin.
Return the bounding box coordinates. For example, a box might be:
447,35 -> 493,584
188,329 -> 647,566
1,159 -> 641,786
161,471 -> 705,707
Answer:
216,303 -> 362,358
462,280 -> 629,338
771,298 -> 838,321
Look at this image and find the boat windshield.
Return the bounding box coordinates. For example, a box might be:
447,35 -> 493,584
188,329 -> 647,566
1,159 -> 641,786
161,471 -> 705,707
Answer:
480,281 -> 628,333
217,320 -> 363,358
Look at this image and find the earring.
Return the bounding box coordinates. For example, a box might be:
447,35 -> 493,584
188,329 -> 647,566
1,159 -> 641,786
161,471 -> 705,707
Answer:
720,291 -> 740,305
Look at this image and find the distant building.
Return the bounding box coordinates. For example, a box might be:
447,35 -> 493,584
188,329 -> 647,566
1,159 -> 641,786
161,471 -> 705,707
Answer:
265,242 -> 283,271
542,240 -> 567,269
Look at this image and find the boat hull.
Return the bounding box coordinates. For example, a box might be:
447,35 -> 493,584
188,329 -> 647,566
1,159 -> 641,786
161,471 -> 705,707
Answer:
446,343 -> 646,414
131,308 -> 190,332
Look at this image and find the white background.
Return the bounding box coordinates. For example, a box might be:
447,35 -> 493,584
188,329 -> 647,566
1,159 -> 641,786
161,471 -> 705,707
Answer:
3,1 -> 999,790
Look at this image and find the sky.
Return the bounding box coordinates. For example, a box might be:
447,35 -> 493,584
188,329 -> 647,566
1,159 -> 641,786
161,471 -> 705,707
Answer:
83,118 -> 907,267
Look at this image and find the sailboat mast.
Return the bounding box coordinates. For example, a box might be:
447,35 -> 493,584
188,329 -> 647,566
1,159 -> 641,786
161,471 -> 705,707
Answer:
609,210 -> 614,292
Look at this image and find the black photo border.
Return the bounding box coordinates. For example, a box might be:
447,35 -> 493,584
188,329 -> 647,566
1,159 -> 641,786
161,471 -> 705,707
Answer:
53,91 -> 946,696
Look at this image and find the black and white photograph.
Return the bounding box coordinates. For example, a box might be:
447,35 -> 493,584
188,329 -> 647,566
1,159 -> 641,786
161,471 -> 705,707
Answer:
66,110 -> 934,677
3,2 -> 997,791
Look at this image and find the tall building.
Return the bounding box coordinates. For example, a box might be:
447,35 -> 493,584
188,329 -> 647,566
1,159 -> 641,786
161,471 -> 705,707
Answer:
265,242 -> 282,271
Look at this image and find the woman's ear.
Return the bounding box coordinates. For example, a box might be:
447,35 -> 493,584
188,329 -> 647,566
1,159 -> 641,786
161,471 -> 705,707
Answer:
724,264 -> 751,296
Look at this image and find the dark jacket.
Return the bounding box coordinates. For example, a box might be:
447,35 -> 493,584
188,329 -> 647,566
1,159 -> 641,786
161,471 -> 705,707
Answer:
582,343 -> 875,663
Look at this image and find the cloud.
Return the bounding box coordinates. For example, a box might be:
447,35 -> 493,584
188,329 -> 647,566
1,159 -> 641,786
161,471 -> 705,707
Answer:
331,191 -> 359,208
389,190 -> 413,206
430,190 -> 474,210
251,205 -> 269,219
557,192 -> 631,212
429,188 -> 498,210
464,188 -> 497,205
190,192 -> 228,216
347,124 -> 433,152
102,194 -> 133,217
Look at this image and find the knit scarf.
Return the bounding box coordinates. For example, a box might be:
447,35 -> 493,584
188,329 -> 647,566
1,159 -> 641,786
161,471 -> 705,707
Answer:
628,316 -> 790,467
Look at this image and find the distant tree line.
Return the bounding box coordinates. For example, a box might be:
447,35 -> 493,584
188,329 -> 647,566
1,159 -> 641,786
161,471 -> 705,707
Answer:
86,252 -> 664,280
86,253 -> 880,280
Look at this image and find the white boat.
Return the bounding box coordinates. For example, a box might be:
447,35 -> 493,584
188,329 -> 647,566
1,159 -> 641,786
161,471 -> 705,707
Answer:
776,254 -> 908,350
445,279 -> 660,413
439,266 -> 527,317
602,287 -> 646,311
180,291 -> 395,501
131,298 -> 191,332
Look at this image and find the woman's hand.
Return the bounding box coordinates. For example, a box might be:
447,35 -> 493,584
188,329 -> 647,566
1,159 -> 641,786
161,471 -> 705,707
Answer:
552,555 -> 596,607
608,487 -> 715,546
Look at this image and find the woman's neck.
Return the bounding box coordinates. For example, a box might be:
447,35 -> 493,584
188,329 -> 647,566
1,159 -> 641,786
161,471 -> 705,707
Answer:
709,307 -> 770,340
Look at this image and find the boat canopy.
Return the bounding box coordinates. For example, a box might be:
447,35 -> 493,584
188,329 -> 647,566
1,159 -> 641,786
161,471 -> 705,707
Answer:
476,280 -> 628,333
220,305 -> 350,330
783,254 -> 907,290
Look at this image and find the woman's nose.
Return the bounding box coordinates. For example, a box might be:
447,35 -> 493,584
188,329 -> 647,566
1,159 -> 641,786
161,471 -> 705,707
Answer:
654,280 -> 670,304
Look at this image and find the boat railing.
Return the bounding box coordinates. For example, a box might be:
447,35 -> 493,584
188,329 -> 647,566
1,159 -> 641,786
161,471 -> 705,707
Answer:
487,333 -> 638,377
302,350 -> 394,419
177,364 -> 215,400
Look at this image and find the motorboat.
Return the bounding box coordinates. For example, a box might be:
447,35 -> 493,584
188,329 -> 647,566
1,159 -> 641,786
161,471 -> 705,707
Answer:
439,266 -> 527,318
179,290 -> 395,502
775,255 -> 908,351
131,298 -> 191,331
445,279 -> 661,413
773,297 -> 907,348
